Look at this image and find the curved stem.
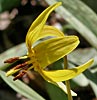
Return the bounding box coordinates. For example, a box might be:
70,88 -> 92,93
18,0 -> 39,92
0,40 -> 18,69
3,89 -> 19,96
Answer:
64,56 -> 73,100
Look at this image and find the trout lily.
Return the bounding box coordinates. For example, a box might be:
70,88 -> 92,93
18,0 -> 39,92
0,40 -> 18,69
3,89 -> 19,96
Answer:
4,2 -> 93,96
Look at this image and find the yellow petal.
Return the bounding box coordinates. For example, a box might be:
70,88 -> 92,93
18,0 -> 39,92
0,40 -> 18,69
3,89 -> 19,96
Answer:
26,2 -> 62,49
28,25 -> 65,50
32,25 -> 65,42
34,36 -> 79,68
41,59 -> 94,82
42,25 -> 64,37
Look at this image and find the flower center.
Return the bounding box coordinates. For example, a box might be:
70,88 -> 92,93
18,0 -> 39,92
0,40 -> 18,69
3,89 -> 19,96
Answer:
28,49 -> 40,72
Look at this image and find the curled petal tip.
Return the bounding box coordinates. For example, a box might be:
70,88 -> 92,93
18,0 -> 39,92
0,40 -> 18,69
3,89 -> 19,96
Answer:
56,2 -> 62,6
90,58 -> 94,63
72,35 -> 80,43
52,2 -> 62,10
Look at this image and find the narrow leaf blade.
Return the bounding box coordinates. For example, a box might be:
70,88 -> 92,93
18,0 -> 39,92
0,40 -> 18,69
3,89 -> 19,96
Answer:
0,71 -> 45,100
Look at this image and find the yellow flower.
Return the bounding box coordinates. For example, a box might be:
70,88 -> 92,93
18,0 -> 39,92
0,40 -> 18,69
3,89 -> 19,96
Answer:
4,2 -> 93,96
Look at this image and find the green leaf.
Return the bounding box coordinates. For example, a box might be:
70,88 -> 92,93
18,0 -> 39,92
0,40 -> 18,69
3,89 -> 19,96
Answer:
45,0 -> 97,50
82,0 -> 97,13
68,48 -> 97,65
46,81 -> 68,100
89,79 -> 97,97
68,48 -> 97,73
0,43 -> 26,70
84,70 -> 97,97
0,0 -> 20,13
0,70 -> 45,100
84,69 -> 97,85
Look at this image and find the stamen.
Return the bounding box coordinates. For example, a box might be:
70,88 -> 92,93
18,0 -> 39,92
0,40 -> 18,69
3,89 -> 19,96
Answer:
14,62 -> 28,70
13,70 -> 27,81
13,63 -> 32,80
4,57 -> 19,63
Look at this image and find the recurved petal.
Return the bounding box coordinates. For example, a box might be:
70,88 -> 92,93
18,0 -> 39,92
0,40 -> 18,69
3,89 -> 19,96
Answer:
26,2 -> 62,49
41,59 -> 94,82
27,25 -> 65,50
42,25 -> 64,37
31,25 -> 65,43
34,36 -> 79,68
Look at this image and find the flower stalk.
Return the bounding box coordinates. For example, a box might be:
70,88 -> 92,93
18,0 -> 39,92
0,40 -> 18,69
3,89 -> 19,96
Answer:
64,56 -> 73,100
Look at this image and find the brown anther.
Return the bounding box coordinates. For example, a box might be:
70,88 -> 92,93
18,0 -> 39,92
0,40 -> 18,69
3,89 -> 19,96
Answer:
14,62 -> 28,70
13,70 -> 27,81
4,57 -> 19,63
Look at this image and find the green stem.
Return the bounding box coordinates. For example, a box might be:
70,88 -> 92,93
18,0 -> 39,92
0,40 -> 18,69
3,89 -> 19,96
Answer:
64,56 -> 73,100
